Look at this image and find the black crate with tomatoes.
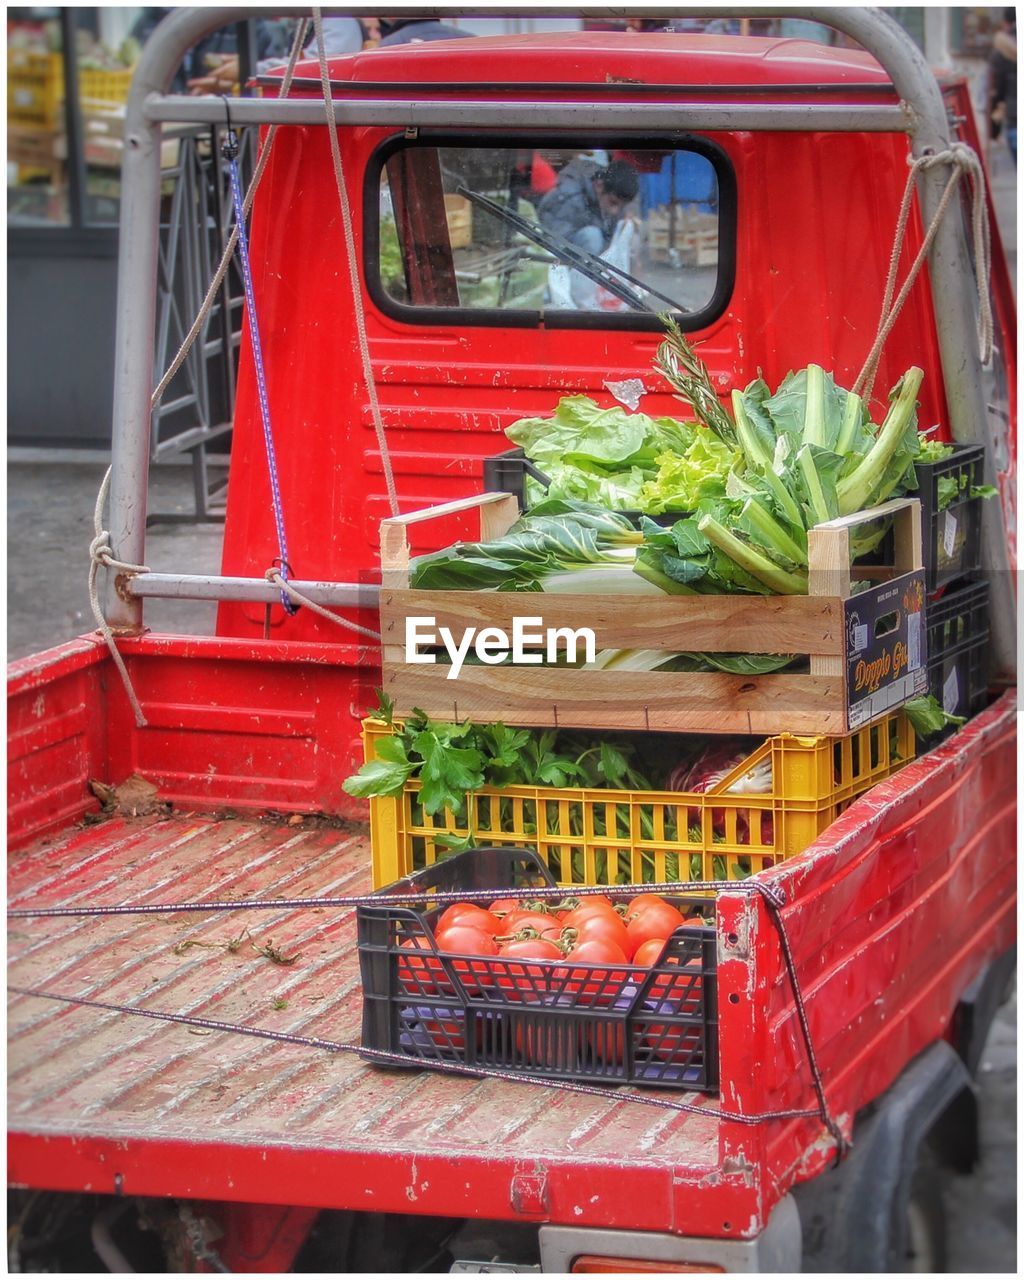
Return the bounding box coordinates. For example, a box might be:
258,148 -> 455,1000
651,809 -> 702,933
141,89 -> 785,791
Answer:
357,847 -> 719,1092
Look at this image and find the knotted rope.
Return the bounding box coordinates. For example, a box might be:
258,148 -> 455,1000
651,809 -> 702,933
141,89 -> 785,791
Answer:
855,142 -> 993,405
88,467 -> 150,727
265,567 -> 381,640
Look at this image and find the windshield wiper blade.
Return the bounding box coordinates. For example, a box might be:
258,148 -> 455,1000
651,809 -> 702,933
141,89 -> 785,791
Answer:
459,187 -> 649,310
458,187 -> 663,313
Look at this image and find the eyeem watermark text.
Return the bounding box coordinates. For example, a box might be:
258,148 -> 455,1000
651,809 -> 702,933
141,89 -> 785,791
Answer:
405,616 -> 596,679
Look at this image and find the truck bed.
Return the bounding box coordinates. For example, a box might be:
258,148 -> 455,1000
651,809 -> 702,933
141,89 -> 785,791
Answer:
8,813 -> 728,1236
7,636 -> 1017,1240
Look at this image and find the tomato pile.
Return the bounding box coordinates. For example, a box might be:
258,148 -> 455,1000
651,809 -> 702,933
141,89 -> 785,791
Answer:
399,892 -> 707,1004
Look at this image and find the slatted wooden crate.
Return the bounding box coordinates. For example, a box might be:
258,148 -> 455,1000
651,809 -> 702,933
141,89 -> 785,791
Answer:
444,194 -> 473,249
378,492 -> 928,737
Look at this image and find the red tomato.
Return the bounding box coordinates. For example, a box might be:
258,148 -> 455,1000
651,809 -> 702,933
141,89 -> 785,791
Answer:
437,903 -> 501,935
626,892 -> 669,915
421,1010 -> 466,1053
434,924 -> 499,995
564,894 -> 615,912
488,897 -> 519,917
499,938 -> 563,961
560,902 -> 621,933
398,936 -> 445,995
642,1015 -> 702,1064
514,1012 -> 583,1070
556,937 -> 629,1005
631,937 -> 668,969
502,910 -> 559,936
572,911 -> 634,960
626,901 -> 686,953
497,937 -> 562,1002
435,924 -> 498,955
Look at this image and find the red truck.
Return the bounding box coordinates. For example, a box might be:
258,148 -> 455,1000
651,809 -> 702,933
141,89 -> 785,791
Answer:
7,8 -> 1017,1272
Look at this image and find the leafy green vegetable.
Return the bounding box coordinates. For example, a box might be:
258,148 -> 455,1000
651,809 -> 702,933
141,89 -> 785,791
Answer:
343,706 -> 660,817
637,435 -> 735,514
903,695 -> 967,738
505,395 -> 696,511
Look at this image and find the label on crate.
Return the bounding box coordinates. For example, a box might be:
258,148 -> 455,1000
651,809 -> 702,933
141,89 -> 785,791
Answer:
845,571 -> 928,729
943,665 -> 960,714
943,510 -> 958,559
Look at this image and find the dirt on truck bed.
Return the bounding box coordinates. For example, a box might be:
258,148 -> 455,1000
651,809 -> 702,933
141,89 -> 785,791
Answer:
8,814 -> 731,1232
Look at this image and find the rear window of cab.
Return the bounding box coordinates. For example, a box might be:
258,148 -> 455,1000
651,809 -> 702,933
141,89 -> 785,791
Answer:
364,133 -> 736,330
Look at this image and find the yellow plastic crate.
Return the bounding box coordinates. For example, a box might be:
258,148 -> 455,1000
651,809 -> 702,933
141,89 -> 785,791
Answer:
8,51 -> 63,128
8,53 -> 133,128
364,715 -> 915,889
79,67 -> 133,105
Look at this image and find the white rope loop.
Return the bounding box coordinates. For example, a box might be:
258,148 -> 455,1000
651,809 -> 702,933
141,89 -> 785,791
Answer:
854,141 -> 993,405
313,6 -> 400,518
88,467 -> 150,727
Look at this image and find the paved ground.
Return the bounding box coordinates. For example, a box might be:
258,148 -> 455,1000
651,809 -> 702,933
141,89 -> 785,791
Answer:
6,461 -> 224,661
5,123 -> 1016,1275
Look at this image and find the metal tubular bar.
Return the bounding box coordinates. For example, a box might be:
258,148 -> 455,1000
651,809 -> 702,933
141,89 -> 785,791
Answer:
126,573 -> 379,608
145,96 -> 911,133
109,8 -> 1014,672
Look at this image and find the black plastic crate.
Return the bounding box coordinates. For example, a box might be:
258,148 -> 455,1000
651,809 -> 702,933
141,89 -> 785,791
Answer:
914,443 -> 986,591
358,847 -> 719,1093
924,579 -> 989,738
482,447 -> 678,525
483,447 -> 551,513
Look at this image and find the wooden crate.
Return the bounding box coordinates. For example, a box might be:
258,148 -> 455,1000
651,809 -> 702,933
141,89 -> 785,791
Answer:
8,125 -> 66,186
82,102 -> 180,170
647,207 -> 718,266
378,493 -> 928,737
444,193 -> 473,249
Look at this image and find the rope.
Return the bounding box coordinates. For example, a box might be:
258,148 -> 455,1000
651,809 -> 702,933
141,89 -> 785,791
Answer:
266,568 -> 382,640
8,875 -> 845,1150
854,142 -> 993,405
151,18 -> 309,411
221,104 -> 296,614
9,877 -> 786,917
312,6 -> 399,518
7,984 -> 821,1128
88,467 -> 150,728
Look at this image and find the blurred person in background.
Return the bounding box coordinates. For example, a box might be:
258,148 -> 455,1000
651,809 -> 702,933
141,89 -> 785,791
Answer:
537,157 -> 640,256
989,7 -> 1017,164
186,16 -> 380,94
378,17 -> 470,45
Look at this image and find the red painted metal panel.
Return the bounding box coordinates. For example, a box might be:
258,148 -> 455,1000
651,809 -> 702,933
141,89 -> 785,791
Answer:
715,693 -> 1017,1189
7,638 -> 109,850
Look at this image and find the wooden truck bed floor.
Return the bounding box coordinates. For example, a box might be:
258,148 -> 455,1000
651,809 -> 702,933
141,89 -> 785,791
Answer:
8,814 -> 731,1235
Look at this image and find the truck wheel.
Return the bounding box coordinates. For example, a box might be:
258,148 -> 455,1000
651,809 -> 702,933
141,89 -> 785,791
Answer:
890,1145 -> 948,1273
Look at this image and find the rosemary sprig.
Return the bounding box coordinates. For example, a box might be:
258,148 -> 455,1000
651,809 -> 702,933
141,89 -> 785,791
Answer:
654,315 -> 737,446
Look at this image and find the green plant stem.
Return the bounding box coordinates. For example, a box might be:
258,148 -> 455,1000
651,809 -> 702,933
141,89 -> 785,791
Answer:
836,367 -> 924,514
698,514 -> 808,594
802,364 -> 826,447
742,498 -> 808,566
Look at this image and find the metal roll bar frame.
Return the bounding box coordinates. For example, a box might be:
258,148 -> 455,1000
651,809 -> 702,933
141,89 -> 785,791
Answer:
106,6 -> 1014,679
